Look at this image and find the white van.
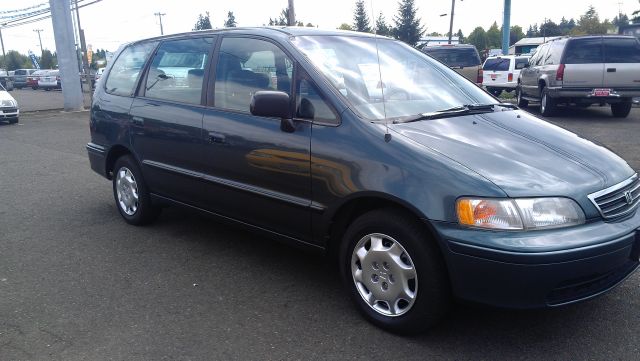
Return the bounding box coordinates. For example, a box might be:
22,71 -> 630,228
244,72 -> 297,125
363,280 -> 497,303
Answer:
482,55 -> 530,96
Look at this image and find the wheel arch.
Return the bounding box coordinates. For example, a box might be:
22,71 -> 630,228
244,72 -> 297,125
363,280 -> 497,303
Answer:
105,144 -> 135,180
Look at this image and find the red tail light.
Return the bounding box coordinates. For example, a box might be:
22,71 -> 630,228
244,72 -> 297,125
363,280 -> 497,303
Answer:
477,69 -> 483,84
508,73 -> 513,82
556,64 -> 565,81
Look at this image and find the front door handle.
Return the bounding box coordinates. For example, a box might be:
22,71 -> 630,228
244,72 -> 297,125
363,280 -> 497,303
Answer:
607,68 -> 617,73
208,131 -> 226,144
131,116 -> 144,125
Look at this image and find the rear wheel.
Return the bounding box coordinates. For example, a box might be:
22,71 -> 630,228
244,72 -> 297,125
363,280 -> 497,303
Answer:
516,85 -> 528,108
340,208 -> 450,334
112,155 -> 161,225
611,101 -> 632,118
540,87 -> 557,117
488,88 -> 502,97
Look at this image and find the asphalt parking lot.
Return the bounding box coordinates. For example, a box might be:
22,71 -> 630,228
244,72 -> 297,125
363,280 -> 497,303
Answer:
1,104 -> 639,360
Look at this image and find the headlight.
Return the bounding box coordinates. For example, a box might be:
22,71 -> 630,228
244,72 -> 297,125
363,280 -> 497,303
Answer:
457,197 -> 585,230
1,99 -> 15,107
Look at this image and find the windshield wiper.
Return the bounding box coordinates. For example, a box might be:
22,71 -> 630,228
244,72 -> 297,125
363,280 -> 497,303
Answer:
393,103 -> 517,124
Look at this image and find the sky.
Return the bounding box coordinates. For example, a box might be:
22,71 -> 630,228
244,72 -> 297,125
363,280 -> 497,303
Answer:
1,0 -> 638,55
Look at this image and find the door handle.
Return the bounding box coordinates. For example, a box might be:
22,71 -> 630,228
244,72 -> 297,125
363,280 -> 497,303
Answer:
131,116 -> 144,125
607,68 -> 617,73
208,131 -> 226,144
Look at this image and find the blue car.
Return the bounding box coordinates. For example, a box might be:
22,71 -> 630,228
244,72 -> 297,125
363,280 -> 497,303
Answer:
87,27 -> 640,334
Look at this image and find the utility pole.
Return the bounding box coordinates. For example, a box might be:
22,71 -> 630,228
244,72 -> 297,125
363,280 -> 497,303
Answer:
0,26 -> 5,59
74,0 -> 90,89
154,12 -> 166,35
287,0 -> 295,26
447,0 -> 456,44
502,0 -> 511,55
49,0 -> 83,111
34,29 -> 44,55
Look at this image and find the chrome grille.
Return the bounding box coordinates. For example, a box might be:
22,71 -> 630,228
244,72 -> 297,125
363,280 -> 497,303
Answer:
588,174 -> 640,220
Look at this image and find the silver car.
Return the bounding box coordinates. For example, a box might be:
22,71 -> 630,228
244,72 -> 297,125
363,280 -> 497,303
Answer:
517,36 -> 640,117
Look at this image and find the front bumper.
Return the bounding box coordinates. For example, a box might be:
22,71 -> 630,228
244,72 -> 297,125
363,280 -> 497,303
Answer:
0,107 -> 19,119
432,209 -> 640,308
547,87 -> 640,100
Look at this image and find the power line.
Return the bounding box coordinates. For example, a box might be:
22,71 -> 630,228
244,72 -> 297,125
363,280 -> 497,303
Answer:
154,12 -> 166,35
1,0 -> 101,29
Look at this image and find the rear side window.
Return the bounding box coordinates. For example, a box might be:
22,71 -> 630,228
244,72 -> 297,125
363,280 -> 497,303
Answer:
214,37 -> 293,112
105,41 -> 157,96
563,38 -> 603,64
144,37 -> 214,104
483,58 -> 510,71
424,48 -> 481,67
15,70 -> 27,75
603,38 -> 640,63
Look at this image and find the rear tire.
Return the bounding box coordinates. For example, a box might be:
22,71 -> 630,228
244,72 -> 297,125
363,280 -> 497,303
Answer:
8,118 -> 18,124
611,102 -> 632,118
112,155 -> 161,226
516,85 -> 528,108
32,86 -> 38,90
340,208 -> 450,334
540,87 -> 557,117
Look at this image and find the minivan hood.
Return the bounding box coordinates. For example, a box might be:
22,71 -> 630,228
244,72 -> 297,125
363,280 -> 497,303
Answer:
0,90 -> 16,102
391,109 -> 634,197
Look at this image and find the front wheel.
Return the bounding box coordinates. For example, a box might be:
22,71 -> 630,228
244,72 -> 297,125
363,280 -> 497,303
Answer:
8,117 -> 18,124
340,208 -> 450,334
611,102 -> 632,118
516,86 -> 528,108
112,155 -> 161,225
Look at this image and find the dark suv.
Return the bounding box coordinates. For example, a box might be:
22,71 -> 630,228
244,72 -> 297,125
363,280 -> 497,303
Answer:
517,36 -> 640,117
88,28 -> 640,334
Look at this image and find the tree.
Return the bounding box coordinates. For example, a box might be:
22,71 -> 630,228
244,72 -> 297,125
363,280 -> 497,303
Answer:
40,50 -> 56,69
353,0 -> 372,32
613,13 -> 629,27
467,27 -> 488,51
3,51 -> 29,71
559,17 -> 577,34
375,13 -> 392,36
573,6 -> 611,35
526,24 -> 540,37
509,25 -> 524,46
393,0 -> 425,46
193,11 -> 212,30
305,23 -> 315,27
540,20 -> 562,37
486,21 -> 501,48
268,8 -> 303,26
634,1 -> 640,23
456,29 -> 465,43
224,11 -> 237,27
338,23 -> 354,31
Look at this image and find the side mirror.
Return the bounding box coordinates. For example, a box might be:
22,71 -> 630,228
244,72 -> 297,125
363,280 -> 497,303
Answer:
250,91 -> 290,119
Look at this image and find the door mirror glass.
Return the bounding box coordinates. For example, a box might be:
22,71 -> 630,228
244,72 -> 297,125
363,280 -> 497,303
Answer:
250,91 -> 290,118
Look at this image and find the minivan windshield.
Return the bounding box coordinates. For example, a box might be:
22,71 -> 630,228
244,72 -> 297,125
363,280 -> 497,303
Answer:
292,36 -> 495,120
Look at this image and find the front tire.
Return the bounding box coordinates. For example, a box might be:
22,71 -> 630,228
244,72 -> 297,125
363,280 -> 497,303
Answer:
611,102 -> 632,118
8,117 -> 18,124
112,155 -> 160,225
340,208 -> 450,334
516,85 -> 528,108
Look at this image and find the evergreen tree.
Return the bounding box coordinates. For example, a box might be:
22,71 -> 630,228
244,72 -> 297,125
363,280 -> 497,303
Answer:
40,50 -> 56,69
393,0 -> 425,46
467,27 -> 488,51
456,29 -> 465,43
573,6 -> 611,35
634,0 -> 640,23
539,20 -> 561,37
613,13 -> 629,27
509,25 -> 524,46
306,23 -> 315,27
224,11 -> 237,27
337,23 -> 354,31
353,1 -> 372,32
193,11 -> 212,30
486,21 -> 501,48
375,12 -> 392,36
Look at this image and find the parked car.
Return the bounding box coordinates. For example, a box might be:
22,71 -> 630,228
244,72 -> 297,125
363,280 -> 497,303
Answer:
27,69 -> 47,90
13,69 -> 37,89
0,83 -> 19,123
482,55 -> 530,96
92,67 -> 105,88
88,28 -> 640,334
517,35 -> 640,117
420,44 -> 483,84
0,69 -> 14,91
38,70 -> 61,90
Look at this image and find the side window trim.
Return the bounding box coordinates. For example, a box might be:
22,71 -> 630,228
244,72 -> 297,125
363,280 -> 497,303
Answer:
136,35 -> 216,106
207,34 -> 297,115
294,69 -> 341,126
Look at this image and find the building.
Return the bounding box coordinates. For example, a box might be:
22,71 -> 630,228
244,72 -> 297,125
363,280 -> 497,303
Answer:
508,36 -> 562,55
619,23 -> 640,39
418,36 -> 460,47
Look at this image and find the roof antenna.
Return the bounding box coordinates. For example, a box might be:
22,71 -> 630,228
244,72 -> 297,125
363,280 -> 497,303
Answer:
370,0 -> 391,142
